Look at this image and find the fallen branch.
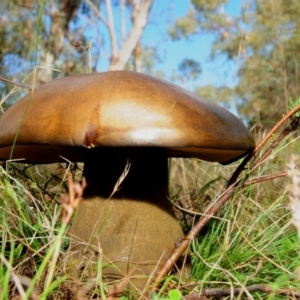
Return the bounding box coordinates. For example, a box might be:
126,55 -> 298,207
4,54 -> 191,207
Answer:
151,184 -> 236,287
250,115 -> 300,173
185,284 -> 300,299
151,104 -> 300,289
228,103 -> 300,186
0,76 -> 32,91
243,172 -> 286,186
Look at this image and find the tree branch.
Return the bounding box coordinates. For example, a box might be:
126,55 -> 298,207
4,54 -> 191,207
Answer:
228,102 -> 300,187
84,0 -> 109,27
185,284 -> 300,299
120,0 -> 126,41
109,0 -> 153,70
150,105 -> 300,290
106,0 -> 118,59
0,76 -> 32,91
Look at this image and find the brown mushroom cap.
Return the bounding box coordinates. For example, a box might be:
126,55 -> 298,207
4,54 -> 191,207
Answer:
0,71 -> 255,163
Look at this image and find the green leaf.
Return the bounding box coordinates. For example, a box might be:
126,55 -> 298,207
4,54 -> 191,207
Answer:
168,289 -> 182,300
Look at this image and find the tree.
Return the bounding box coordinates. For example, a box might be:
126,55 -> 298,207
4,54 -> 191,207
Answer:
0,0 -> 153,106
169,0 -> 300,126
83,0 -> 153,71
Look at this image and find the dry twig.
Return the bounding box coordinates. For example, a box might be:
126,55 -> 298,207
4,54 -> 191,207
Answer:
151,104 -> 300,289
60,174 -> 86,224
185,284 -> 300,299
228,104 -> 300,186
0,76 -> 32,91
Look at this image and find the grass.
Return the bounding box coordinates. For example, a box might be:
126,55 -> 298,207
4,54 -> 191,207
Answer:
1,74 -> 300,298
0,130 -> 300,299
1,2 -> 300,298
189,191 -> 299,297
166,131 -> 300,299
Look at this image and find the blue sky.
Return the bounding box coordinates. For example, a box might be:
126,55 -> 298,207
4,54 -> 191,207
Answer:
91,0 -> 243,113
157,0 -> 242,88
137,0 -> 244,112
95,0 -> 243,86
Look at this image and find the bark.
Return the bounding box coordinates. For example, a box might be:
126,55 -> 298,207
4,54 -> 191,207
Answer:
133,41 -> 143,72
106,0 -> 118,59
39,0 -> 81,84
109,0 -> 153,70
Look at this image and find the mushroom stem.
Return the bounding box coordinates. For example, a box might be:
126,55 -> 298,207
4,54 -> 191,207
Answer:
68,148 -> 184,288
82,148 -> 170,208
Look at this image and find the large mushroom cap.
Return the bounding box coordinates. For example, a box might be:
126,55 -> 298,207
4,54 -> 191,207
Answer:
0,71 -> 255,164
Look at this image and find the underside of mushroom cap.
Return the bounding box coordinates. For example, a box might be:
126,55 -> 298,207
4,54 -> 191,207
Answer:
0,71 -> 255,164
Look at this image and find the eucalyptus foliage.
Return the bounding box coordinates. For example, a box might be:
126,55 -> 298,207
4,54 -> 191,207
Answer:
170,0 -> 300,126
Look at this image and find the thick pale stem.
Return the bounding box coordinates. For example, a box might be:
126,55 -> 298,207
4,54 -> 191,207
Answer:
69,148 -> 184,289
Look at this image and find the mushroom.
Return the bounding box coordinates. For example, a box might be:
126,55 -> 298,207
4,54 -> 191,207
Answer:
0,71 -> 255,288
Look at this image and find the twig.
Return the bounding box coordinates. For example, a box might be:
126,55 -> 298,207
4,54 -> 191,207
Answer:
106,266 -> 138,299
106,0 -> 118,58
84,0 -> 109,26
184,284 -> 300,299
0,76 -> 32,91
228,103 -> 300,186
152,184 -> 236,286
60,174 -> 86,224
253,116 -> 300,168
243,172 -> 286,186
151,106 -> 300,289
254,104 -> 300,155
8,164 -> 57,203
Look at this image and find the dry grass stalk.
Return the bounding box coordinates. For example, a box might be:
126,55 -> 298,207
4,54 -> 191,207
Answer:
60,175 -> 86,225
286,154 -> 300,239
108,159 -> 131,199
